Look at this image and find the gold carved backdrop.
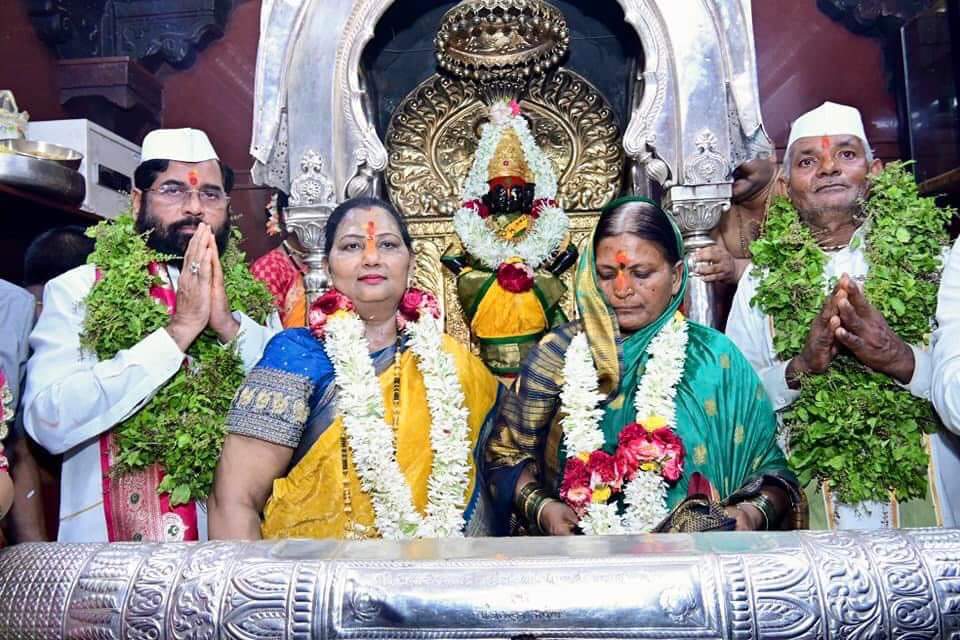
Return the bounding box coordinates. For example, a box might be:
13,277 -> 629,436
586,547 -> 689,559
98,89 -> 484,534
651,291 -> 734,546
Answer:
387,69 -> 623,216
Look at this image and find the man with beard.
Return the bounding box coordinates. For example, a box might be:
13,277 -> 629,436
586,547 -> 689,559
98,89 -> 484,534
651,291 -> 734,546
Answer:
726,102 -> 960,529
23,128 -> 280,542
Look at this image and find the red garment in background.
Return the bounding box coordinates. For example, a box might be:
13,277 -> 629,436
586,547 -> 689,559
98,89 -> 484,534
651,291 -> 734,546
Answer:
251,247 -> 307,327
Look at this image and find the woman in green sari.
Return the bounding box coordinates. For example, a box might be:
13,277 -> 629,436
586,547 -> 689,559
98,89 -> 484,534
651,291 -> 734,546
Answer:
484,197 -> 804,535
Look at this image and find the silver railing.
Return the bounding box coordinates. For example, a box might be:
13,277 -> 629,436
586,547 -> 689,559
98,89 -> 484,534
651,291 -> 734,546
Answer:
0,528 -> 957,639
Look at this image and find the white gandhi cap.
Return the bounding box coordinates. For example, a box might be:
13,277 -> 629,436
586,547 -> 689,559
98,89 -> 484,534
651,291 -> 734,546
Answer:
786,101 -> 869,155
140,128 -> 219,163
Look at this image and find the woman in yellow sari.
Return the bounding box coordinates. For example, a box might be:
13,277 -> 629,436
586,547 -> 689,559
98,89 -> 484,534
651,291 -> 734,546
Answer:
209,197 -> 500,539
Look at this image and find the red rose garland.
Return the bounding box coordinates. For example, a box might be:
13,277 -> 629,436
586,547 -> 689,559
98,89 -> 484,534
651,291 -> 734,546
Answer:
558,314 -> 689,534
559,418 -> 686,519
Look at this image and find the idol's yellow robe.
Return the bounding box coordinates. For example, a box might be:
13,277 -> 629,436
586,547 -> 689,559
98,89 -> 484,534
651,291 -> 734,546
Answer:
225,328 -> 500,539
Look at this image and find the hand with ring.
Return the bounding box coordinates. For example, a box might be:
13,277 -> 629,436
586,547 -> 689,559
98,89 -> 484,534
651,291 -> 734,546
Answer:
165,222 -> 214,352
694,245 -> 738,284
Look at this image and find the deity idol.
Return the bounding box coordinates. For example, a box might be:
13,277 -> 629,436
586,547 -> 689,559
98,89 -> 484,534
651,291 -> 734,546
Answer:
442,100 -> 577,377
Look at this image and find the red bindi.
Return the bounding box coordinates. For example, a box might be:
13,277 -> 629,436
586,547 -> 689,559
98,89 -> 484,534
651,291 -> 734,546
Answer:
188,170 -> 199,186
820,135 -> 831,153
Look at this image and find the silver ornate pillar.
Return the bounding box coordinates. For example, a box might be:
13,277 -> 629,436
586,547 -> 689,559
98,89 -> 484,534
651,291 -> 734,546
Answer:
1,529 -> 958,639
285,149 -> 339,302
663,182 -> 732,331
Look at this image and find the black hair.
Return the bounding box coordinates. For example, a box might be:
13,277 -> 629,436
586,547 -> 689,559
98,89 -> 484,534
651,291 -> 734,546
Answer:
134,158 -> 235,193
323,196 -> 413,255
593,199 -> 681,264
24,225 -> 96,286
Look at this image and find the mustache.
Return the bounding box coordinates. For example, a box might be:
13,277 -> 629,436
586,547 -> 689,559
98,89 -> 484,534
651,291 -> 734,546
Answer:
169,218 -> 200,233
813,179 -> 852,192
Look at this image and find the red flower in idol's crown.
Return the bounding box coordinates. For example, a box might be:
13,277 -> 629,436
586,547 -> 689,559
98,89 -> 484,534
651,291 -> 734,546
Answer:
308,289 -> 355,340
397,288 -> 441,329
496,261 -> 535,293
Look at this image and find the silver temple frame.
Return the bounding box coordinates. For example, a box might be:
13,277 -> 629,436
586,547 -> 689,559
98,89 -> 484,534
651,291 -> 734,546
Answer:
252,0 -> 773,317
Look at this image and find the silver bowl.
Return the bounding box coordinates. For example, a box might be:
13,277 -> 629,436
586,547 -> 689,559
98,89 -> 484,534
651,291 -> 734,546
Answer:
0,152 -> 86,203
0,138 -> 83,170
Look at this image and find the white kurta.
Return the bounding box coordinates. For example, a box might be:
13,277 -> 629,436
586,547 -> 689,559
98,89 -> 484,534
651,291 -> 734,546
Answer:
726,232 -> 960,529
933,237 -> 960,431
23,263 -> 281,542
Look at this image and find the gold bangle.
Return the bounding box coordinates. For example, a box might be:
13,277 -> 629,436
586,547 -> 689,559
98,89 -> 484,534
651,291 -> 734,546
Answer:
534,497 -> 557,534
524,490 -> 549,528
514,481 -> 539,512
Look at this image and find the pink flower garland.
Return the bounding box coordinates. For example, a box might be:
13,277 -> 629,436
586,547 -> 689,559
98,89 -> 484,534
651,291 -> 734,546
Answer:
559,418 -> 686,518
309,287 -> 441,339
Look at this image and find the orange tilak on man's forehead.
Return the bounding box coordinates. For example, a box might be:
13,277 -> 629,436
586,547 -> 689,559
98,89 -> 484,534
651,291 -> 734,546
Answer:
187,170 -> 199,186
820,135 -> 832,153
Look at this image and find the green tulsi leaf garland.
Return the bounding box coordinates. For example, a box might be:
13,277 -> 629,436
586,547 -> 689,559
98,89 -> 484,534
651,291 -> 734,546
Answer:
81,213 -> 274,505
750,162 -> 951,504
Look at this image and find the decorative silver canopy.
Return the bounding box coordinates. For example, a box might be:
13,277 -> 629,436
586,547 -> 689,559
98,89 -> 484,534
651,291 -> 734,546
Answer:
250,0 -> 773,325
0,528 -> 957,639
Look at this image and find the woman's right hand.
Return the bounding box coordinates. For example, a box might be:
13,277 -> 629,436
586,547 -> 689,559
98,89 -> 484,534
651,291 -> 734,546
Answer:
538,500 -> 579,535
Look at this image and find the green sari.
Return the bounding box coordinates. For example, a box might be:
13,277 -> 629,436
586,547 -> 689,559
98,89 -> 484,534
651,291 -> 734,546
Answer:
484,196 -> 802,533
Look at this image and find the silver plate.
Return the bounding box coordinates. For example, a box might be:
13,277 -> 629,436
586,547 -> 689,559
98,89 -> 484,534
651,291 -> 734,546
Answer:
0,138 -> 83,170
0,151 -> 86,203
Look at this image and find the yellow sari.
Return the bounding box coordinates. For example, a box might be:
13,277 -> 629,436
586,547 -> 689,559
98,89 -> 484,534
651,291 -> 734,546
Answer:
227,328 -> 499,539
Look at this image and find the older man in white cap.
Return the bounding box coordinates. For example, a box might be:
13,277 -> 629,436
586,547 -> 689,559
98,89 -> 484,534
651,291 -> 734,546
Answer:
726,101 -> 960,530
23,128 -> 281,542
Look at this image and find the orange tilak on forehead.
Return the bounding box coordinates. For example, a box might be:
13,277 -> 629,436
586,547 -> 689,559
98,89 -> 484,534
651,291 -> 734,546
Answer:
365,220 -> 376,252
820,135 -> 832,153
614,250 -> 629,289
187,170 -> 199,186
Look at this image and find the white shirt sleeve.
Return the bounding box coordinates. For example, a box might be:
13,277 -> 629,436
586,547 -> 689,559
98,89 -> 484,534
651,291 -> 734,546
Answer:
23,265 -> 186,455
725,267 -> 801,411
232,309 -> 282,372
901,344 -> 932,400
933,238 -> 960,433
24,266 -> 282,455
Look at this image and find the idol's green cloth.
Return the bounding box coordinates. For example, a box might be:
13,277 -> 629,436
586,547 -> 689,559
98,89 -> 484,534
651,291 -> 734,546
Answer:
484,196 -> 802,531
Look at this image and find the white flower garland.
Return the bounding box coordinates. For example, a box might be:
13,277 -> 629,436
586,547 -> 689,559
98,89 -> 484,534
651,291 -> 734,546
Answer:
323,311 -> 472,539
560,313 -> 689,535
453,111 -> 569,270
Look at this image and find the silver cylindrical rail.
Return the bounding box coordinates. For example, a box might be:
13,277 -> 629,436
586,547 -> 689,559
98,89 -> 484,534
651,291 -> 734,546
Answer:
0,529 -> 956,639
